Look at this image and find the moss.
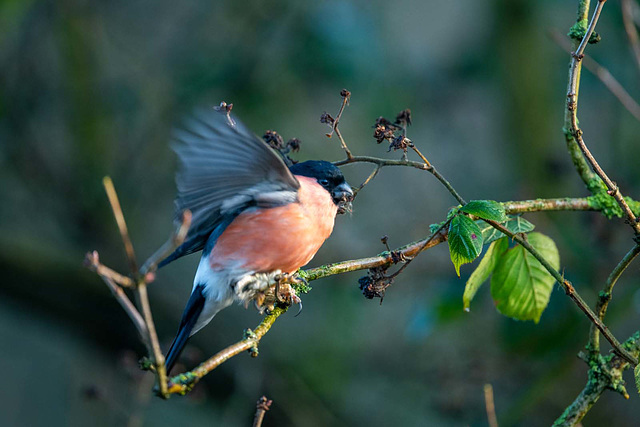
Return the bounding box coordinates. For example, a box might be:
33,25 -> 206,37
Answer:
568,19 -> 589,41
586,178 -> 623,219
586,178 -> 640,219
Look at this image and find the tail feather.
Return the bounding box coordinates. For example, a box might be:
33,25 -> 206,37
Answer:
165,284 -> 206,374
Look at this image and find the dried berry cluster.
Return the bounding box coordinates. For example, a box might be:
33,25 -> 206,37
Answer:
372,109 -> 413,154
262,130 -> 301,165
358,266 -> 394,301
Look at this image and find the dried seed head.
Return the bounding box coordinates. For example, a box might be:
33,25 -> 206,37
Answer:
320,111 -> 335,125
373,116 -> 394,128
395,109 -> 412,126
286,138 -> 301,153
389,134 -> 411,152
263,130 -> 284,149
373,124 -> 395,144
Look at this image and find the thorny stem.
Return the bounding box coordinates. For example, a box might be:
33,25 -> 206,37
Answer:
588,244 -> 640,355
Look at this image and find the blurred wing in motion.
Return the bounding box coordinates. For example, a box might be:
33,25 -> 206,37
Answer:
158,109 -> 300,267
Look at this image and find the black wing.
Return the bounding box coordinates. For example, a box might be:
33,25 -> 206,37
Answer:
159,109 -> 300,267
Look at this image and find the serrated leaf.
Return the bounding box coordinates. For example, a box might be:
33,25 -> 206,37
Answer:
461,200 -> 507,222
490,232 -> 560,323
448,215 -> 484,276
635,364 -> 640,397
477,216 -> 536,245
463,237 -> 509,311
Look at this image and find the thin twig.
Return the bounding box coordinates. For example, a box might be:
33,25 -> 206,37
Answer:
337,156 -> 465,205
550,29 -> 640,122
325,89 -> 353,159
140,210 -> 192,276
335,155 -> 429,170
588,244 -> 640,355
101,177 -> 170,397
353,165 -> 382,197
409,144 -> 432,168
84,250 -> 135,288
484,384 -> 499,427
137,282 -> 168,397
85,251 -> 148,341
252,396 -> 273,427
622,0 -> 640,72
103,177 -> 139,275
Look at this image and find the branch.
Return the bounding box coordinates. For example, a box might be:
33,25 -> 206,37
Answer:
484,219 -> 638,366
588,244 -> 640,355
140,210 -> 192,277
554,332 -> 640,426
336,155 -> 465,205
87,177 -> 192,398
252,396 -> 273,427
565,1 -> 640,235
324,89 -> 353,159
550,29 -> 640,122
166,307 -> 287,395
563,0 -> 598,186
84,251 -> 148,340
103,177 -> 139,276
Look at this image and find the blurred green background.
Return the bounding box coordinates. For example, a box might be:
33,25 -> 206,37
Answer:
2,0 -> 640,425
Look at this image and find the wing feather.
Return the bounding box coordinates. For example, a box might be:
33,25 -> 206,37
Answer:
159,109 -> 300,267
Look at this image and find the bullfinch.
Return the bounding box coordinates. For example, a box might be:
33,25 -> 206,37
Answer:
158,109 -> 353,372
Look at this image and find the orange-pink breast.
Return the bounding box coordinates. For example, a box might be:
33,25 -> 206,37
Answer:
209,176 -> 338,273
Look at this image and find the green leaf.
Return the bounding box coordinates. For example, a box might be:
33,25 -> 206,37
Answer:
448,215 -> 484,276
463,237 -> 509,311
460,200 -> 507,222
490,232 -> 560,323
635,364 -> 640,397
477,216 -> 536,245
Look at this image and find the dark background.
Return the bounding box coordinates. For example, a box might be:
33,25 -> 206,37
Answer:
2,0 -> 640,425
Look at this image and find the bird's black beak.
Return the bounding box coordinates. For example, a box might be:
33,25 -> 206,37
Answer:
332,182 -> 354,214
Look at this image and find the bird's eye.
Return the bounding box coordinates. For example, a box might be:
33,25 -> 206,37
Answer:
319,179 -> 329,186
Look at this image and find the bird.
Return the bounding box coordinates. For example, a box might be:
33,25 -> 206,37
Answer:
158,107 -> 353,373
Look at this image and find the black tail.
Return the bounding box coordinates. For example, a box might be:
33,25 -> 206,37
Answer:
165,284 -> 206,374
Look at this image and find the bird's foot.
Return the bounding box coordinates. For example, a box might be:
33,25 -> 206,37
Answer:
251,273 -> 302,314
